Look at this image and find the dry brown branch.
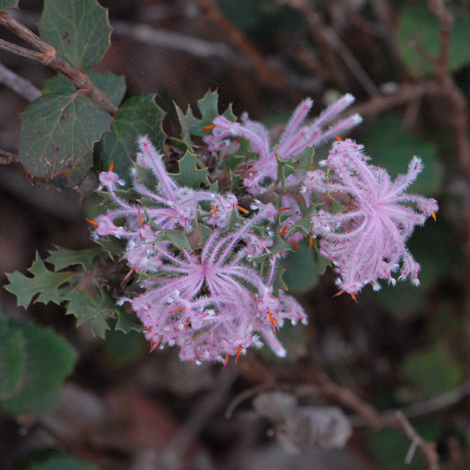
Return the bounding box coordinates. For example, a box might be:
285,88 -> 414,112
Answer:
313,373 -> 440,470
0,61 -> 41,101
279,0 -> 379,96
196,0 -> 288,89
0,11 -> 117,115
0,147 -> 17,164
393,411 -> 440,470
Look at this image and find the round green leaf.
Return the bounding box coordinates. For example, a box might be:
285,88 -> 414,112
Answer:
30,457 -> 99,470
402,347 -> 464,399
95,94 -> 166,181
362,114 -> 443,197
0,325 -> 25,400
38,0 -> 112,71
0,0 -> 19,10
19,93 -> 112,178
43,71 -> 126,108
398,3 -> 470,76
0,323 -> 77,417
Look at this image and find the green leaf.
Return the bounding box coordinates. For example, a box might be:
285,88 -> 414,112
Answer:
175,103 -> 197,151
370,421 -> 437,470
226,208 -> 245,231
5,253 -> 76,308
88,71 -> 126,107
191,90 -> 220,135
42,74 -> 75,94
29,456 -> 99,470
175,91 -> 236,150
0,323 -> 25,400
169,150 -> 210,188
0,0 -> 18,10
66,288 -> 117,338
282,241 -> 318,294
43,71 -> 126,107
39,0 -> 112,71
402,346 -> 464,399
219,152 -> 245,171
158,229 -> 192,250
269,231 -> 292,255
115,310 -> 144,334
19,93 -> 112,178
1,322 -> 77,417
276,146 -> 314,190
47,151 -> 93,189
398,3 -> 470,76
46,245 -> 102,272
361,114 -> 442,197
95,94 -> 166,181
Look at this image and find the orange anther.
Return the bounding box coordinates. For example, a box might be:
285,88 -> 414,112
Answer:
350,293 -> 358,303
87,219 -> 98,226
235,344 -> 242,363
277,207 -> 292,211
183,322 -> 191,328
212,204 -> 218,217
223,352 -> 229,369
279,225 -> 288,237
138,206 -> 144,227
294,241 -> 298,251
432,212 -> 436,221
203,125 -> 216,130
335,136 -> 343,141
237,205 -> 249,214
109,162 -> 114,171
309,234 -> 313,247
168,306 -> 186,314
333,289 -> 344,297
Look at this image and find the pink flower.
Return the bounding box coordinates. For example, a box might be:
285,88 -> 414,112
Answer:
303,139 -> 438,294
129,203 -> 307,363
96,136 -> 241,236
204,94 -> 362,193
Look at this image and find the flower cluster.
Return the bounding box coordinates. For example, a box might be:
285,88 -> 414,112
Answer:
204,94 -> 362,194
303,138 -> 438,294
93,94 -> 438,362
96,136 -> 307,364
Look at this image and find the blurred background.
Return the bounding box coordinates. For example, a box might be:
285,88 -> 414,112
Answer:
0,0 -> 468,469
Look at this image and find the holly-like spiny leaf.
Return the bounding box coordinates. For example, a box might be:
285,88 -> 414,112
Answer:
95,94 -> 166,181
168,150 -> 210,189
19,93 -> 112,178
5,253 -> 76,308
39,0 -> 112,71
47,245 -> 103,272
276,146 -> 314,190
175,90 -> 237,149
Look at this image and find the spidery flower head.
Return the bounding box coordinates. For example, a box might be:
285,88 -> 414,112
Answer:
128,202 -> 307,363
94,136 -> 307,363
204,94 -> 362,193
303,139 -> 438,294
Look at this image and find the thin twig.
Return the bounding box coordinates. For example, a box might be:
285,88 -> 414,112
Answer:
312,373 -> 440,470
0,11 -> 117,115
112,20 -> 242,62
196,0 -> 288,89
0,61 -> 41,101
319,24 -> 381,97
